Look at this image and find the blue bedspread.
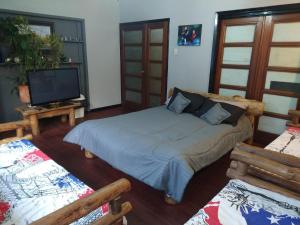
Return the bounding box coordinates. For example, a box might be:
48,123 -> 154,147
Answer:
64,106 -> 252,202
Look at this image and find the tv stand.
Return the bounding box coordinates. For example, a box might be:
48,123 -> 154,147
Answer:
16,102 -> 81,136
43,102 -> 74,109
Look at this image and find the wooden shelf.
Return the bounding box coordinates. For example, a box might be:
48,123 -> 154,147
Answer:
63,40 -> 84,44
60,62 -> 82,65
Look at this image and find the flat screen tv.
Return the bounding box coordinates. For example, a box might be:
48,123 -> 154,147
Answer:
27,68 -> 80,106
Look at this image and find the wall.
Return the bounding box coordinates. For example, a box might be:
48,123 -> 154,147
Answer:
0,0 -> 121,109
120,0 -> 300,93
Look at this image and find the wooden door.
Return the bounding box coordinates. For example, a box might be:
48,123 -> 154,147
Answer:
255,13 -> 300,142
213,17 -> 264,99
120,20 -> 169,110
120,24 -> 145,110
145,21 -> 169,107
213,13 -> 300,143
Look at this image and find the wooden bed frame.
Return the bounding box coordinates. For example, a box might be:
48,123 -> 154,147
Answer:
84,89 -> 265,204
227,109 -> 300,201
0,120 -> 133,225
85,89 -> 264,159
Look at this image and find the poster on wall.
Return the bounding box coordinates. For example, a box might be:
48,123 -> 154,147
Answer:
177,24 -> 202,46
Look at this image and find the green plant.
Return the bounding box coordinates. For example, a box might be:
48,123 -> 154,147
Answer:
0,16 -> 63,89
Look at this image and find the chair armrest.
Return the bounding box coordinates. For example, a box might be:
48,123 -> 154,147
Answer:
227,143 -> 300,201
287,110 -> 300,127
30,178 -> 132,225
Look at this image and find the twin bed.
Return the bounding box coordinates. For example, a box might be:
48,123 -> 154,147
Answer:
0,121 -> 132,225
185,127 -> 300,224
64,90 -> 264,203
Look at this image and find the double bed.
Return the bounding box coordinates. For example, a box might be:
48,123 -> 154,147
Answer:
64,91 -> 264,203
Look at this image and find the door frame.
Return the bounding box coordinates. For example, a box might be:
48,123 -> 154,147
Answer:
209,3 -> 300,93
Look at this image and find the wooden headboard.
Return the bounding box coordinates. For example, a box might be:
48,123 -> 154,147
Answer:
168,88 -> 264,127
227,143 -> 300,201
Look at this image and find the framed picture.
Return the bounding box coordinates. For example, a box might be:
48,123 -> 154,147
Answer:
29,22 -> 53,37
177,24 -> 202,46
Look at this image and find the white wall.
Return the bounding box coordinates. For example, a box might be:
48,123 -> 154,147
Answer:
120,0 -> 300,93
0,0 -> 121,109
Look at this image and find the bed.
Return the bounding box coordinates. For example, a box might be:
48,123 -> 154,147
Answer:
64,91 -> 264,203
0,120 -> 132,225
185,120 -> 300,225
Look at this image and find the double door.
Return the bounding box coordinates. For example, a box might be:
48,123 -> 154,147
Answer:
213,13 -> 300,143
120,20 -> 169,110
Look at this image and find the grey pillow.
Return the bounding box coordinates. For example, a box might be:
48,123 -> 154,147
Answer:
168,92 -> 191,114
200,103 -> 231,125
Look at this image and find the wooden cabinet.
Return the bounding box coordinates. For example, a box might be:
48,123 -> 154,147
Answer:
120,19 -> 169,110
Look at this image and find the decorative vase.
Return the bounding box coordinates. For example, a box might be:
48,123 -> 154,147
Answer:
18,85 -> 30,104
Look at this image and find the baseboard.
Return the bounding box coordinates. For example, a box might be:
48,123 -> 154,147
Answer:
88,104 -> 122,112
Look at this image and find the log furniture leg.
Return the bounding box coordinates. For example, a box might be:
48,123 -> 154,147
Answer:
61,115 -> 68,123
164,194 -> 177,205
85,149 -> 95,159
29,114 -> 39,136
69,108 -> 75,126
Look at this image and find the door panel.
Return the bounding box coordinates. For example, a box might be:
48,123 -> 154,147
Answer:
272,22 -> 300,42
225,25 -> 256,43
124,30 -> 143,44
125,62 -> 143,75
222,47 -> 253,65
220,68 -> 249,86
149,46 -> 163,61
125,46 -> 143,60
125,77 -> 142,90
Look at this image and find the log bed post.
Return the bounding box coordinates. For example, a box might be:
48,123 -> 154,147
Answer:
85,149 -> 95,159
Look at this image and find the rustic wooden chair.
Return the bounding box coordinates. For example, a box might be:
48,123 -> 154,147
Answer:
227,143 -> 300,201
0,119 -> 32,144
31,178 -> 132,225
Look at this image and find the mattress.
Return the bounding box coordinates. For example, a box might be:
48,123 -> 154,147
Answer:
0,140 -> 108,225
184,179 -> 300,225
64,106 -> 252,202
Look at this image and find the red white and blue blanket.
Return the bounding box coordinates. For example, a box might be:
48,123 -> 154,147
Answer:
0,140 -> 108,225
185,179 -> 300,225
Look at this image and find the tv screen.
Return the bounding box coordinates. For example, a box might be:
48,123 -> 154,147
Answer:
27,68 -> 80,106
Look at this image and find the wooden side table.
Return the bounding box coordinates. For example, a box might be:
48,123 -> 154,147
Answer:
15,102 -> 81,136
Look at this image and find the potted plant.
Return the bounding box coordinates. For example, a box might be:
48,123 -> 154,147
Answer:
0,16 -> 63,103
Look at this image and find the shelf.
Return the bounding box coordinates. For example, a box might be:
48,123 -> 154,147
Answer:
60,62 -> 82,65
63,40 -> 84,44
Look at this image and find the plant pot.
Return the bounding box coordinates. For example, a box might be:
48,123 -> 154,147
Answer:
18,85 -> 30,104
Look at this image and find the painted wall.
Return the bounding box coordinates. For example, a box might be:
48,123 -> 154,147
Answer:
0,0 -> 121,109
120,0 -> 300,93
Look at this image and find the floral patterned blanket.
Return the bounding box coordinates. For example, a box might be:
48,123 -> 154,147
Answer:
0,140 -> 108,225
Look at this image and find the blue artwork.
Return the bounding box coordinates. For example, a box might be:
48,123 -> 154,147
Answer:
178,24 -> 202,46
